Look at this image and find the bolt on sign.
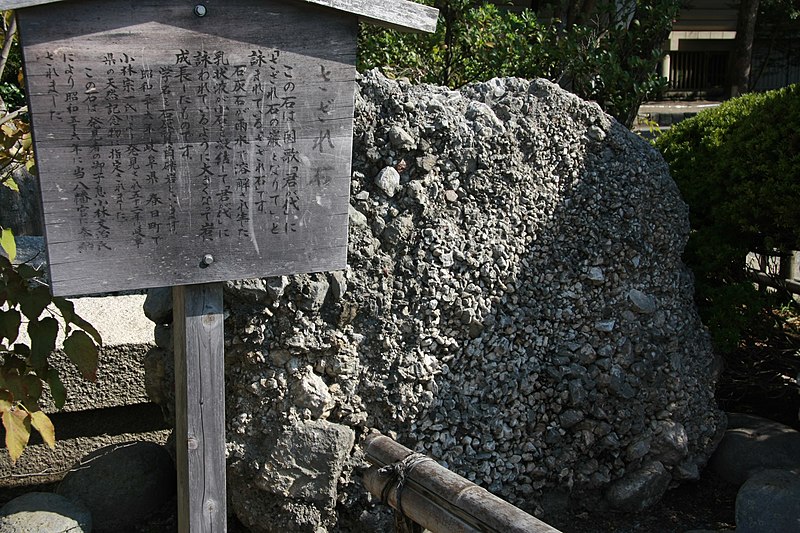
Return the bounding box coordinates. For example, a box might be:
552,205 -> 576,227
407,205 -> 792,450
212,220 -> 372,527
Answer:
4,0 -> 437,297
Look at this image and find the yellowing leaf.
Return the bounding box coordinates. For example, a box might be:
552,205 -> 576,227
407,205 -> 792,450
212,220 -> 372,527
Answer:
29,410 -> 55,449
2,407 -> 31,463
1,176 -> 18,192
63,330 -> 99,382
1,122 -> 15,137
0,228 -> 16,262
0,397 -> 12,413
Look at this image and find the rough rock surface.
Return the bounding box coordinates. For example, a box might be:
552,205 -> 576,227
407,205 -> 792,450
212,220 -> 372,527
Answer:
0,492 -> 91,533
145,71 -> 724,530
735,469 -> 800,532
56,442 -> 175,532
604,460 -> 672,512
0,168 -> 42,236
709,412 -> 800,486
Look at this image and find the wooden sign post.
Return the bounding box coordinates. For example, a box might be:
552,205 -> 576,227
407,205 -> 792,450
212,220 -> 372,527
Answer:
5,0 -> 437,531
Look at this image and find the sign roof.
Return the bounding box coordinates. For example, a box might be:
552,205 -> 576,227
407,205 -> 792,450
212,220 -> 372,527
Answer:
0,0 -> 438,33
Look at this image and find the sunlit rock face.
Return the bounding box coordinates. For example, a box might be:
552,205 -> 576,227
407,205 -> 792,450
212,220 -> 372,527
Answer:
145,70 -> 724,532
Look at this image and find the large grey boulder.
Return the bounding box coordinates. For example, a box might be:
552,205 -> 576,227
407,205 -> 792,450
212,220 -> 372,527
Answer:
735,469 -> 800,532
231,419 -> 355,533
709,413 -> 800,486
56,442 -> 175,532
0,492 -> 91,533
145,71 -> 723,530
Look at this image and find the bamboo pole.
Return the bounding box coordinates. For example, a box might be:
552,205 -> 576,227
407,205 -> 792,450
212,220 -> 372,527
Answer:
363,434 -> 562,533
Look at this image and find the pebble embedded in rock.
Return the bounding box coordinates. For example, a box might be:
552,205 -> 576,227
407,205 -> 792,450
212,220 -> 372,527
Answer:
388,125 -> 417,151
629,289 -> 657,314
375,166 -> 401,197
290,369 -> 334,419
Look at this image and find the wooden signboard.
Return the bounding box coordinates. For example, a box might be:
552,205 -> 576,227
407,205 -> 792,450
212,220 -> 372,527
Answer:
12,0 -> 395,297
16,0 -> 361,297
5,0 -> 437,531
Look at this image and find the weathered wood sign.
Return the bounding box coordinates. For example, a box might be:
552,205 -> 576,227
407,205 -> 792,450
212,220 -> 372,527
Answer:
11,0 -> 435,297
5,1 -> 437,532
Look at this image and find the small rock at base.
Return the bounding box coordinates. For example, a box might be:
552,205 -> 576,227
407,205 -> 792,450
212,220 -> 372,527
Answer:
605,460 -> 671,512
57,441 -> 175,532
709,413 -> 800,486
143,287 -> 173,324
735,469 -> 800,533
0,492 -> 92,533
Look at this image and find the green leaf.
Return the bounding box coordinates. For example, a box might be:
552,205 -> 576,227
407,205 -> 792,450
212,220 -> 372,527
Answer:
0,228 -> 15,262
2,406 -> 30,463
27,317 -> 58,372
1,370 -> 23,401
63,330 -> 98,382
16,264 -> 41,280
20,374 -> 42,407
29,410 -> 55,449
72,313 -> 102,346
12,343 -> 30,357
19,285 -> 51,320
0,309 -> 21,346
46,368 -> 66,410
53,297 -> 75,323
1,355 -> 26,374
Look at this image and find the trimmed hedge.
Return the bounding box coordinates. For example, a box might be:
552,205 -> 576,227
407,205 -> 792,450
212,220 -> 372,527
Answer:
655,85 -> 800,351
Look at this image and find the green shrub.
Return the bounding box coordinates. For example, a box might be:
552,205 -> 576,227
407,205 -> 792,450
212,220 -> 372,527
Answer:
656,84 -> 800,351
358,1 -> 678,127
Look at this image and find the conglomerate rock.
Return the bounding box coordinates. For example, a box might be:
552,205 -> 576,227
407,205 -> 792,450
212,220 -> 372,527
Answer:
144,71 -> 724,531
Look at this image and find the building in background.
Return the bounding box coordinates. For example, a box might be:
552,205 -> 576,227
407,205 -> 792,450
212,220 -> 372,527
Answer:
664,0 -> 800,97
492,0 -> 800,98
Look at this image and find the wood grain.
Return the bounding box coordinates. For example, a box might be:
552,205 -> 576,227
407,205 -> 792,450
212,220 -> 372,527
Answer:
0,0 -> 439,33
173,283 -> 226,533
18,0 -> 356,296
297,0 -> 438,32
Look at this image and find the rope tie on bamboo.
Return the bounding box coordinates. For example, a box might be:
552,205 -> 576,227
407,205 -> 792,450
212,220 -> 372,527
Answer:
378,452 -> 431,517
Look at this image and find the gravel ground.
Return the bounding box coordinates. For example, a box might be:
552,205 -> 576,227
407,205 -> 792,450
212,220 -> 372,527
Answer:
0,472 -> 737,533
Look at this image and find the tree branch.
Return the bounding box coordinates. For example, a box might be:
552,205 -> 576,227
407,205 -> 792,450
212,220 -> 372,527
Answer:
0,104 -> 27,126
0,13 -> 17,83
